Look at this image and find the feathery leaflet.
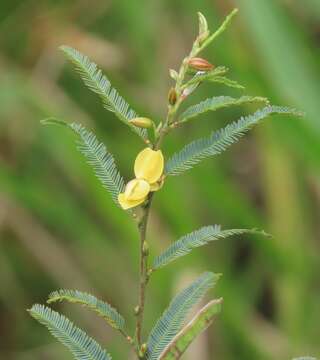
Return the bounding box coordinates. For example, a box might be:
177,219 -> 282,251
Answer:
153,226 -> 264,270
184,66 -> 229,87
60,46 -> 147,141
179,96 -> 269,123
29,304 -> 112,360
158,299 -> 222,360
166,106 -> 303,176
146,272 -> 219,360
41,118 -> 125,206
207,76 -> 244,89
48,289 -> 125,330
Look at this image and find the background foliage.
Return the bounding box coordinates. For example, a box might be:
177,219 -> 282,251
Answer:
0,0 -> 319,359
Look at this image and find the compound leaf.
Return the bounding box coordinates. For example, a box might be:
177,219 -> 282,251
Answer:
48,289 -> 125,331
158,299 -> 223,360
42,118 -> 125,207
207,76 -> 244,89
60,45 -> 147,141
179,96 -> 269,123
153,226 -> 266,270
29,304 -> 112,360
165,106 -> 303,176
146,272 -> 220,360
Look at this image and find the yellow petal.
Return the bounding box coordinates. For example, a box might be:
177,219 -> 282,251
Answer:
149,178 -> 164,192
150,182 -> 161,191
134,148 -> 164,184
118,193 -> 147,210
124,179 -> 150,201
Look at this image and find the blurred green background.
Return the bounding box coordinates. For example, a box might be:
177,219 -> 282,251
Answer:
0,0 -> 319,359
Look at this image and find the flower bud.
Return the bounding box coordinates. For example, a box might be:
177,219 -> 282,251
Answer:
134,305 -> 140,315
168,87 -> 177,105
147,268 -> 153,276
197,12 -> 209,43
140,344 -> 147,356
169,69 -> 178,81
129,117 -> 153,129
142,241 -> 149,256
188,57 -> 214,71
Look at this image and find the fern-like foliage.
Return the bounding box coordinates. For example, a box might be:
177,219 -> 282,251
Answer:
165,106 -> 303,176
60,46 -> 147,141
179,96 -> 269,123
42,118 -> 125,206
208,75 -> 244,89
185,66 -> 228,87
158,299 -> 223,360
184,67 -> 244,90
146,272 -> 219,360
153,226 -> 265,270
29,304 -> 112,360
48,289 -> 125,331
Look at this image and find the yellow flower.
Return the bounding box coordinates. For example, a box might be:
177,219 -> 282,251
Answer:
118,148 -> 164,210
134,148 -> 164,184
118,178 -> 150,210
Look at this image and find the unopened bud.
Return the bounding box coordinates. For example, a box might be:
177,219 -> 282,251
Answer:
129,117 -> 153,129
139,343 -> 147,356
142,241 -> 149,256
188,57 -> 214,71
197,12 -> 209,43
169,122 -> 179,129
127,336 -> 133,344
134,305 -> 140,315
168,87 -> 177,105
169,69 -> 178,81
147,268 -> 153,276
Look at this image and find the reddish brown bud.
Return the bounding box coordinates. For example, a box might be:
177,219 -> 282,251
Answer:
187,57 -> 214,71
168,87 -> 177,105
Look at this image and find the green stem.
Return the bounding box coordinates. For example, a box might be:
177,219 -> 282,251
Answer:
135,194 -> 153,349
132,12 -> 240,357
134,36 -> 200,359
